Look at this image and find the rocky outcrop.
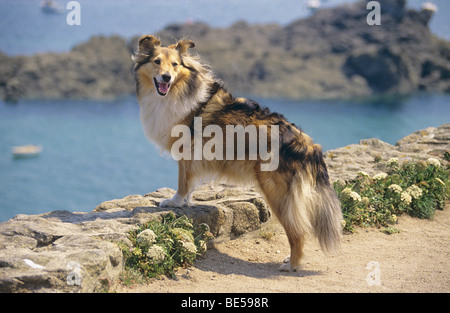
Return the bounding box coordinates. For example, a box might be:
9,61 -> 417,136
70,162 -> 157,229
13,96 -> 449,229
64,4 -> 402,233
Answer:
0,36 -> 135,102
0,185 -> 269,292
1,0 -> 449,101
325,123 -> 450,182
0,124 -> 448,292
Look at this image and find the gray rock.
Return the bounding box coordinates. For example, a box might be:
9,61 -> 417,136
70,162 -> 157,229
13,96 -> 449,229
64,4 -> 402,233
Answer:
325,123 -> 449,182
0,185 -> 269,292
396,124 -> 450,155
0,36 -> 134,102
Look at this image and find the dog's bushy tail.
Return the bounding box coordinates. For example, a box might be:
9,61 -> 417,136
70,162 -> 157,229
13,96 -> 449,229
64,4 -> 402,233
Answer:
288,145 -> 343,254
310,181 -> 343,253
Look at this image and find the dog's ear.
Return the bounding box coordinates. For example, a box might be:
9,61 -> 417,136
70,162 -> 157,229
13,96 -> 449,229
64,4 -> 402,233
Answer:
174,40 -> 195,55
137,35 -> 161,53
132,35 -> 161,63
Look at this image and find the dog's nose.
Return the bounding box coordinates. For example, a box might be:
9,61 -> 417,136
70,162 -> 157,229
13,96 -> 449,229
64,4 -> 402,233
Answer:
162,74 -> 171,82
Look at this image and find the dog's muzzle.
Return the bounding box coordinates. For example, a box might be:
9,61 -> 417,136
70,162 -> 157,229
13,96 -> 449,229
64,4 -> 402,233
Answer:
153,76 -> 171,96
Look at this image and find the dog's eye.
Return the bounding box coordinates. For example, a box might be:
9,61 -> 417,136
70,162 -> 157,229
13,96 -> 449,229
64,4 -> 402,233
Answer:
172,62 -> 178,67
154,59 -> 161,65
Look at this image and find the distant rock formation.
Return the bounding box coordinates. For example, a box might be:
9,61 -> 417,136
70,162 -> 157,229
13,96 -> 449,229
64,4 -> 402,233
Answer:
0,0 -> 449,101
0,36 -> 134,102
0,123 -> 448,292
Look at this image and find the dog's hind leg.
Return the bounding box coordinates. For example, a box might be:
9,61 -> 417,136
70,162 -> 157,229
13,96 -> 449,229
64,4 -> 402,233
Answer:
160,160 -> 195,207
257,172 -> 310,272
275,195 -> 306,271
279,229 -> 305,272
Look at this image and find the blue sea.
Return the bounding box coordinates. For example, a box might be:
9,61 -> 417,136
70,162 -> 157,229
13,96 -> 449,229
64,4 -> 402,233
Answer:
0,0 -> 449,222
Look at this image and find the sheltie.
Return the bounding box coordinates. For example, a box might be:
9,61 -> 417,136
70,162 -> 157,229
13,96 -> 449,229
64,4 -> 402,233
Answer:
132,35 -> 343,271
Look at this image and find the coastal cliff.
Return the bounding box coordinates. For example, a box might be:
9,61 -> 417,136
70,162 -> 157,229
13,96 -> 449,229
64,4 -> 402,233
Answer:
1,0 -> 449,102
0,123 -> 448,292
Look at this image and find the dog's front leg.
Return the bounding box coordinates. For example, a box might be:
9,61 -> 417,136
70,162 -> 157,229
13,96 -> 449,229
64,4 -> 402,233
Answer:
160,161 -> 194,207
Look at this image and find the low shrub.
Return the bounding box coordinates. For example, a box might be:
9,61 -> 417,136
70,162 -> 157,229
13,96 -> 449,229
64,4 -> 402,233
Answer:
334,158 -> 449,233
119,212 -> 213,280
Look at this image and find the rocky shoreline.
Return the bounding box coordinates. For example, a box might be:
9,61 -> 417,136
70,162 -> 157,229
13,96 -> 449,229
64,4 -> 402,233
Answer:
1,0 -> 449,102
0,123 -> 448,292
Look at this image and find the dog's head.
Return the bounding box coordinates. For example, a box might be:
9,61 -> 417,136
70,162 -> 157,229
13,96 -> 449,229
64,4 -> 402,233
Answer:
132,35 -> 195,97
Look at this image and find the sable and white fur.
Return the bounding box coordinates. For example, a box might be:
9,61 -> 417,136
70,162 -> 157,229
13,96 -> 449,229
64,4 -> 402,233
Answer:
132,35 -> 343,271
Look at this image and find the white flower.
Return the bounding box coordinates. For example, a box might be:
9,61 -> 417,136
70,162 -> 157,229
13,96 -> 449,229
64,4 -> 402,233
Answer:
171,228 -> 194,243
146,245 -> 166,263
198,240 -> 208,253
386,158 -> 399,167
136,229 -> 157,247
388,184 -> 402,194
427,158 -> 440,167
350,191 -> 362,202
401,192 -> 412,205
357,171 -> 370,177
406,185 -> 423,199
181,241 -> 197,254
373,172 -> 388,180
342,187 -> 353,195
388,214 -> 398,224
342,187 -> 361,202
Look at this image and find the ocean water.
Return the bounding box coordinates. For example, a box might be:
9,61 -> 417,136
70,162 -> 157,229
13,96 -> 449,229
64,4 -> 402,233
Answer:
1,94 -> 449,222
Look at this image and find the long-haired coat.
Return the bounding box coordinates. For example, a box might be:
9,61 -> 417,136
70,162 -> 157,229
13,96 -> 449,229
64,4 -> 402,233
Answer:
132,35 -> 343,271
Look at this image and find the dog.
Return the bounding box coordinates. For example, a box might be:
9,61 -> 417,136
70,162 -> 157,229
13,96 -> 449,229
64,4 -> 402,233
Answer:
132,35 -> 343,271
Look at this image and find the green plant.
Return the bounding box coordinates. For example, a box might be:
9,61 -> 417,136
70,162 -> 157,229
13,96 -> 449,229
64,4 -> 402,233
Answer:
334,158 -> 449,233
381,227 -> 400,235
259,230 -> 276,241
119,212 -> 213,280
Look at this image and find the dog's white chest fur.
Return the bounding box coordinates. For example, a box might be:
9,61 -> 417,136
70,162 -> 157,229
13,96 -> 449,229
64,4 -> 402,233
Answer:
138,88 -> 208,149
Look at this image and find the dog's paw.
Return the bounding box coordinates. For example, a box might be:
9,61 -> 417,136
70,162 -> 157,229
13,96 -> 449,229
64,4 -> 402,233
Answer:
279,262 -> 301,272
160,197 -> 184,208
183,198 -> 195,207
279,263 -> 292,272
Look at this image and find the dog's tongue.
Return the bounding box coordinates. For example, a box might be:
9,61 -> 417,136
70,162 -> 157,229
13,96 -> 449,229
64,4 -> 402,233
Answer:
159,82 -> 170,93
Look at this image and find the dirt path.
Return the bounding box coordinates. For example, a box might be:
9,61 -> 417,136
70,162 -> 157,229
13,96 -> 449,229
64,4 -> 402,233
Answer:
114,207 -> 449,293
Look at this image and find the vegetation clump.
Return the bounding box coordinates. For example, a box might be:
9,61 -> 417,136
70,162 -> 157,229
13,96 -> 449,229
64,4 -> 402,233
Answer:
334,158 -> 449,233
119,212 -> 213,282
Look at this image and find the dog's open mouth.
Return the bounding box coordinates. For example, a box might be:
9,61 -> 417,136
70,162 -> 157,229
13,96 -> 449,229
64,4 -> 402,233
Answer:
153,78 -> 171,96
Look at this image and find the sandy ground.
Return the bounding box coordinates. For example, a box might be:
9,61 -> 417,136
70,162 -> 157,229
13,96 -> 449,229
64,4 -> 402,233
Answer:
114,207 -> 449,293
